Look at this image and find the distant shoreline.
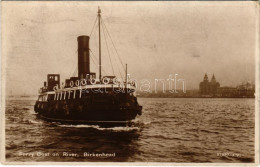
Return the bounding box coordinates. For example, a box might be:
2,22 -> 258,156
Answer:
137,96 -> 255,99
5,96 -> 255,100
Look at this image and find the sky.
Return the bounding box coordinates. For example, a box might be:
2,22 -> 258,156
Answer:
2,1 -> 258,95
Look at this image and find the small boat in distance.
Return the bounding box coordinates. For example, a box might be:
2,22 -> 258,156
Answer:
34,7 -> 142,126
20,93 -> 30,98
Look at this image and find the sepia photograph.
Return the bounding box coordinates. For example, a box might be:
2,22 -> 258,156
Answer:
1,1 -> 259,166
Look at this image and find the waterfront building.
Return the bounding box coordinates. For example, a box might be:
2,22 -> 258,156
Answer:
199,74 -> 220,96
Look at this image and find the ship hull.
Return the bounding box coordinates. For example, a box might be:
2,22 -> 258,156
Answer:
34,95 -> 142,126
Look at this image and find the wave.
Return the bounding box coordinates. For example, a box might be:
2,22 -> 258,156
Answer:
57,124 -> 139,131
143,121 -> 152,125
58,124 -> 99,128
132,118 -> 152,125
200,129 -> 220,134
97,126 -> 139,131
28,120 -> 42,124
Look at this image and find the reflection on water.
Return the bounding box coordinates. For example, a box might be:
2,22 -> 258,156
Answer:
5,98 -> 255,162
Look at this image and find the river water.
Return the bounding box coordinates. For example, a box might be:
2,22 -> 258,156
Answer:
5,98 -> 255,162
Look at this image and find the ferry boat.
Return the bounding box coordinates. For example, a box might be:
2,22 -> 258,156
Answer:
34,8 -> 142,126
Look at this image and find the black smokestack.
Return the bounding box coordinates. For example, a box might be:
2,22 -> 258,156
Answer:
77,36 -> 90,79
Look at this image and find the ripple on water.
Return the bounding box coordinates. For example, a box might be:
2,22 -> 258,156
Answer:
5,98 -> 255,162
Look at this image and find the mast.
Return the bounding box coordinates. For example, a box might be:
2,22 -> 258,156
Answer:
98,7 -> 102,81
